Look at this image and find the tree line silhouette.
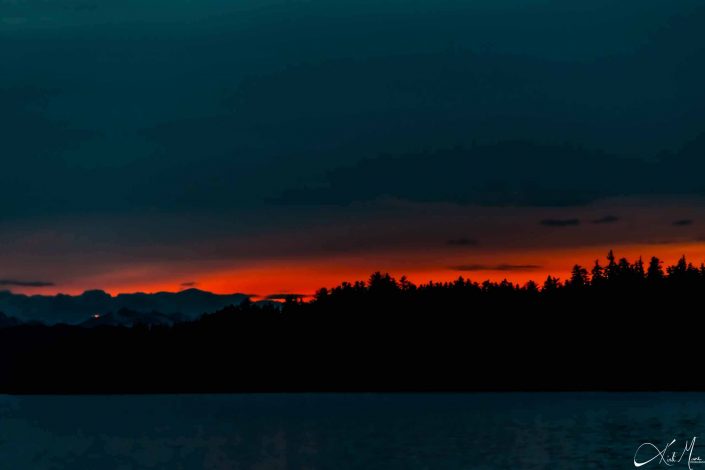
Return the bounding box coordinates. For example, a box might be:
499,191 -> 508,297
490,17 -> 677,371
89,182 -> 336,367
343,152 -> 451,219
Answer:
1,251 -> 703,393
309,250 -> 705,301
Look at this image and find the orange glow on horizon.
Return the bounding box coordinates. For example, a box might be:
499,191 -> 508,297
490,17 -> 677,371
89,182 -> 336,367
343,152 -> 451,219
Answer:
14,241 -> 705,298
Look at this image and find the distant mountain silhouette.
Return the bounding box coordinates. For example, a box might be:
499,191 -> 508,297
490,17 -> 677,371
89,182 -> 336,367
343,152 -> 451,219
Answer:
0,288 -> 251,325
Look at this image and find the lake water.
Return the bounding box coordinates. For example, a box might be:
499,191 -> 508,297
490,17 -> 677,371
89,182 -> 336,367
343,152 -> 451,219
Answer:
0,393 -> 702,469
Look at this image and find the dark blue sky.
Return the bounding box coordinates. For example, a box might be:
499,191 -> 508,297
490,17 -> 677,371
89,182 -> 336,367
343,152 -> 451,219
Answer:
2,0 -> 705,294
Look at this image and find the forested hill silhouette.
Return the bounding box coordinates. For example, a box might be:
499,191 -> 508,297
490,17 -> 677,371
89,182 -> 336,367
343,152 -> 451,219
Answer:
2,251 -> 704,393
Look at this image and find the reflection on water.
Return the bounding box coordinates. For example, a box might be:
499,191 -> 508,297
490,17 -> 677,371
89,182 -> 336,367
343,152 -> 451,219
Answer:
0,393 -> 703,469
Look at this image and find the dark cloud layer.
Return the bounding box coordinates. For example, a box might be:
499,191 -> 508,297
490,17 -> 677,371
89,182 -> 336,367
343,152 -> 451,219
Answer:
1,1 -> 705,219
275,133 -> 705,207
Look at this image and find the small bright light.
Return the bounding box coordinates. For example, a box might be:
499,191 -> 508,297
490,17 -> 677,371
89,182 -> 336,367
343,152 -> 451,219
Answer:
93,314 -> 101,319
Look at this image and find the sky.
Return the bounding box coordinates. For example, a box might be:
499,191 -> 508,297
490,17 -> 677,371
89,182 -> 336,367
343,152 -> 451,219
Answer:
2,0 -> 705,297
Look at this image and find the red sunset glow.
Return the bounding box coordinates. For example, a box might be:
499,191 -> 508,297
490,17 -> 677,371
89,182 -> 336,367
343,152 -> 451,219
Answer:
16,241 -> 705,298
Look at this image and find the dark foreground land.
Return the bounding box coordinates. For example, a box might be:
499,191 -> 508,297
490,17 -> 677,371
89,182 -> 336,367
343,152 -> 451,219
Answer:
0,253 -> 702,393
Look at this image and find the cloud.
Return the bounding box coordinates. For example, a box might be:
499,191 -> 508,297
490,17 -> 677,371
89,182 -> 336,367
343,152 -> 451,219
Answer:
0,279 -> 55,287
673,219 -> 694,226
265,293 -> 308,300
539,218 -> 580,227
180,281 -> 198,287
274,142 -> 621,207
591,215 -> 620,224
450,264 -> 542,272
447,238 -> 478,246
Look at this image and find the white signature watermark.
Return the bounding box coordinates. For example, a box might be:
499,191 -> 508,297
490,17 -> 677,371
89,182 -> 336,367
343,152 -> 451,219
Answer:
635,438 -> 705,469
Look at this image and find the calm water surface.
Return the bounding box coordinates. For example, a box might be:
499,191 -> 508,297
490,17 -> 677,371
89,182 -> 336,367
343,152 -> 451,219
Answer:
0,393 -> 703,469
